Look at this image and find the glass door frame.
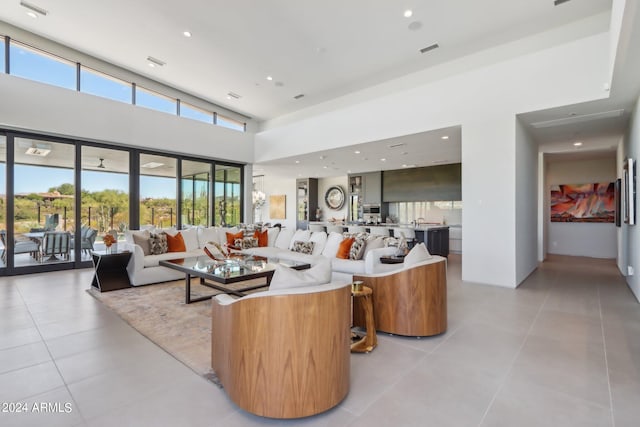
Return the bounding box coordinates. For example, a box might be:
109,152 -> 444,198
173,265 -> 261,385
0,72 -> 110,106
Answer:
0,129 -> 245,276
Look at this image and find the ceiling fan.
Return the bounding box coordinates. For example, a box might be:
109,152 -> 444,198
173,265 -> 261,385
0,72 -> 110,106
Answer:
97,158 -> 106,169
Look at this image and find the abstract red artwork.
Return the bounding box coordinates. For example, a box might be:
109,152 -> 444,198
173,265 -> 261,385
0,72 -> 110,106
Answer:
550,182 -> 615,223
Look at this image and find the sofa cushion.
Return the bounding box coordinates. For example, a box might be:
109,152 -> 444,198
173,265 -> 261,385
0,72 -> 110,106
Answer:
254,229 -> 269,247
336,237 -> 354,259
125,229 -> 150,245
234,237 -> 259,249
349,235 -> 367,260
288,230 -> 311,250
309,231 -> 327,256
404,243 -> 432,267
269,258 -> 332,291
331,257 -> 366,274
199,227 -> 220,247
149,232 -> 168,255
267,227 -> 280,247
180,227 -> 200,252
226,231 -> 244,246
166,232 -> 187,252
363,235 -> 385,258
143,251 -> 192,268
274,228 -> 294,250
322,232 -> 343,258
132,231 -> 151,255
291,240 -> 314,254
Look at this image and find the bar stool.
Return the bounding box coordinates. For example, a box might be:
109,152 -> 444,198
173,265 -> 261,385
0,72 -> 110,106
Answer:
393,227 -> 416,249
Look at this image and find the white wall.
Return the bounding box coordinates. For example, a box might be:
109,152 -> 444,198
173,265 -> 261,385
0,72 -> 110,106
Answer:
546,157 -> 617,259
256,29 -> 610,288
515,118 -> 539,284
0,74 -> 255,164
623,95 -> 640,301
256,168 -> 297,230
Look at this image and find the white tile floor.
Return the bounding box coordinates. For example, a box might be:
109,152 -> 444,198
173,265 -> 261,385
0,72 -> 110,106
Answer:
0,254 -> 639,426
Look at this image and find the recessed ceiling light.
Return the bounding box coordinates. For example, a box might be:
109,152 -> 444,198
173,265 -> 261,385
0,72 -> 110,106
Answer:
380,158 -> 386,162
323,166 -> 328,169
404,10 -> 413,18
441,135 -> 449,140
402,164 -> 416,168
141,162 -> 164,169
26,11 -> 37,18
266,76 -> 273,81
573,141 -> 583,147
354,150 -> 361,154
295,160 -> 300,164
183,31 -> 192,37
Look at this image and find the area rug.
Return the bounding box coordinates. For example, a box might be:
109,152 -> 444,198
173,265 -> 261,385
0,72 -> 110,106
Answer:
87,279 -> 264,380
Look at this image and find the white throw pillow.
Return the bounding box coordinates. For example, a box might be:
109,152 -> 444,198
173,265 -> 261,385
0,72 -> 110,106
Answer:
269,258 -> 332,290
404,243 -> 432,267
288,229 -> 311,250
363,235 -> 385,258
199,227 -> 220,247
274,228 -> 294,250
322,232 -> 344,258
309,231 -> 328,255
180,227 -> 200,252
267,227 -> 280,247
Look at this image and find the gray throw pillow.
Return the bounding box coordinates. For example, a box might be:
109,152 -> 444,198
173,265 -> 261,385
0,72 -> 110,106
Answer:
132,232 -> 151,256
149,232 -> 168,255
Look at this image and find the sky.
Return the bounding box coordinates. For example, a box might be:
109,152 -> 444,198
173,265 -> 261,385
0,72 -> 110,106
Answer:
5,164 -> 175,198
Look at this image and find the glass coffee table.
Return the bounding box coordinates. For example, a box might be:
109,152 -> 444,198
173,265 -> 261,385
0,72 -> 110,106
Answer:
160,254 -> 310,304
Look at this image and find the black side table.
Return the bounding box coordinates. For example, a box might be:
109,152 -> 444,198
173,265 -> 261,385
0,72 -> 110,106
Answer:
91,250 -> 132,292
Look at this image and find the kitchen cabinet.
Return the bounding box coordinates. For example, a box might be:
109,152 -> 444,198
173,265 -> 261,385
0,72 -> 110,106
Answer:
348,172 -> 382,221
296,178 -> 318,230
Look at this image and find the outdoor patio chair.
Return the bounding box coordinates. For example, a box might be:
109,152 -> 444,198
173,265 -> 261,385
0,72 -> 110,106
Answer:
40,231 -> 71,262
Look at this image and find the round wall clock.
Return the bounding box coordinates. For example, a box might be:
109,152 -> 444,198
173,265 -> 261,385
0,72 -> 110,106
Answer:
325,186 -> 345,210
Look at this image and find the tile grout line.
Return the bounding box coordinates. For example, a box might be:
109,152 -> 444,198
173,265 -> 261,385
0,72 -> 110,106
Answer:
597,284 -> 616,427
14,278 -> 91,425
476,280 -> 553,427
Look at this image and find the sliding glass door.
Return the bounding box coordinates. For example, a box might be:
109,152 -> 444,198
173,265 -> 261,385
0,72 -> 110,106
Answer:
214,165 -> 242,226
139,154 -> 177,229
181,160 -> 210,226
81,146 -> 130,258
13,138 -> 75,267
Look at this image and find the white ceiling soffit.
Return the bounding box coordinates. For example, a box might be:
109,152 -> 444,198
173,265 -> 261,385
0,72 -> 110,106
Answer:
530,109 -> 626,128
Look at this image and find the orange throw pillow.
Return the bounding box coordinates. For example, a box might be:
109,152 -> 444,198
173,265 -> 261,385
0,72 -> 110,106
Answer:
336,237 -> 355,259
166,232 -> 186,252
226,231 -> 244,246
254,229 -> 268,247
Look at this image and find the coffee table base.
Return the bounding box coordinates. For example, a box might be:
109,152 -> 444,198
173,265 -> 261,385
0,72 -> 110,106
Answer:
184,271 -> 275,304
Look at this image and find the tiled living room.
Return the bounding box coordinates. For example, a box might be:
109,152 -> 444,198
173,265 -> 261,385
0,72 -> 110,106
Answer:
1,1 -> 640,426
2,254 -> 640,426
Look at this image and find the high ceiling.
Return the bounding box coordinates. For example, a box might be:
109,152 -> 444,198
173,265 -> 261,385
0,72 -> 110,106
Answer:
0,0 -> 611,121
2,0 -> 638,179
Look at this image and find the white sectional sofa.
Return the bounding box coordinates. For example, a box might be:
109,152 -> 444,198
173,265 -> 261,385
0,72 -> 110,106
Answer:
121,226 -> 399,286
241,228 -> 398,282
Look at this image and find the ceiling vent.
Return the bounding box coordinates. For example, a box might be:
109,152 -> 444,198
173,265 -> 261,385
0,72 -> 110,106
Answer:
420,43 -> 439,54
146,56 -> 165,67
227,92 -> 241,99
388,142 -> 406,149
554,0 -> 571,6
293,94 -> 305,99
530,109 -> 625,128
20,1 -> 48,16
